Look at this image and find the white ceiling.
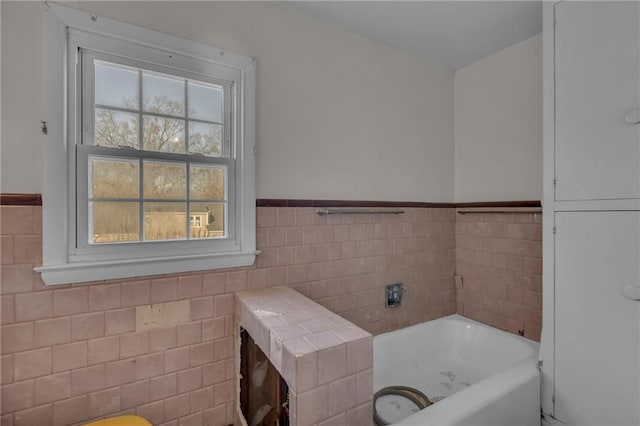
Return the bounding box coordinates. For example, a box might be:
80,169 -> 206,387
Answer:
289,1 -> 542,70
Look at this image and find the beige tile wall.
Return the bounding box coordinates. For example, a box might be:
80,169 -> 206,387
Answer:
455,212 -> 543,341
256,207 -> 457,335
0,205 -> 456,425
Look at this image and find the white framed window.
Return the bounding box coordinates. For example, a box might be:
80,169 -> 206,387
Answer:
37,4 -> 256,285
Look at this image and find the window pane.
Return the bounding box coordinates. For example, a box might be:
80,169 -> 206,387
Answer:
188,82 -> 223,122
189,122 -> 222,156
143,115 -> 185,153
143,162 -> 186,199
143,72 -> 185,116
190,165 -> 225,200
144,202 -> 186,240
91,158 -> 139,199
91,202 -> 139,244
190,202 -> 225,238
95,61 -> 138,109
95,109 -> 139,148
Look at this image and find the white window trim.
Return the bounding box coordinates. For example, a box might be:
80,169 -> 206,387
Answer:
36,3 -> 256,285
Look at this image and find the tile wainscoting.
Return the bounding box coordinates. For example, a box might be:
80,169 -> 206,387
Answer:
0,202 -> 456,426
455,211 -> 543,341
0,198 -> 541,425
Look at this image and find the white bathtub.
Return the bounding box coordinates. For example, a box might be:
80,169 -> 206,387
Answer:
374,314 -> 540,426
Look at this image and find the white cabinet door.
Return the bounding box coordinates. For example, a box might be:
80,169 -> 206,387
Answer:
555,2 -> 640,201
555,211 -> 640,425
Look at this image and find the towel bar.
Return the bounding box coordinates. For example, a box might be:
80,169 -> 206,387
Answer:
316,208 -> 405,215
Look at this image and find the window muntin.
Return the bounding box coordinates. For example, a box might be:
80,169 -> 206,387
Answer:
81,52 -> 231,247
92,59 -> 225,156
87,155 -> 229,245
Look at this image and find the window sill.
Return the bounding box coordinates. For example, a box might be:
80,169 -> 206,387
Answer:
35,251 -> 256,285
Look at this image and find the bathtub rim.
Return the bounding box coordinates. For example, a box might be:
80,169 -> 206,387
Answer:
392,356 -> 540,425
374,314 -> 541,425
374,314 -> 539,353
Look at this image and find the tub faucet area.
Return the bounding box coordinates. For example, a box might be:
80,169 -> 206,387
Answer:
385,283 -> 405,308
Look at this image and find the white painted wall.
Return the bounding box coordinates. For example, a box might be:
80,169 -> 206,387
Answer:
1,1 -> 455,202
1,2 -> 44,194
454,34 -> 542,202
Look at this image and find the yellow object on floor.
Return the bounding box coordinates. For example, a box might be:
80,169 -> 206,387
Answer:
83,416 -> 152,426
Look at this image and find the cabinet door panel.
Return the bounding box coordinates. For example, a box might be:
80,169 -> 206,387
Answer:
555,2 -> 640,201
555,212 -> 640,425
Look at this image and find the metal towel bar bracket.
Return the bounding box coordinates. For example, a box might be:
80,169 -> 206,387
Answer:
316,208 -> 405,215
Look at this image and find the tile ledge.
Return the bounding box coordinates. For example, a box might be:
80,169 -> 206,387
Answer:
234,286 -> 372,389
235,286 -> 371,353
